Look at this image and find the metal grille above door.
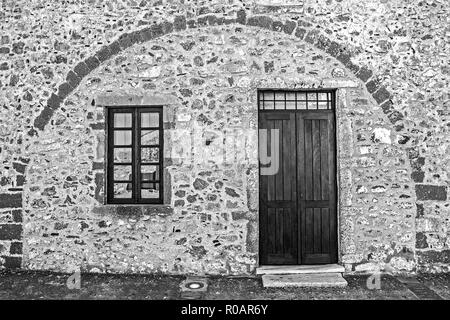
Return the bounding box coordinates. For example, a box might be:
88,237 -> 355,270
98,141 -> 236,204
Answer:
258,90 -> 334,111
258,89 -> 337,265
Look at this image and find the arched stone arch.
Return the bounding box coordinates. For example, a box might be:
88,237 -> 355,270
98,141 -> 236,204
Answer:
32,10 -> 403,133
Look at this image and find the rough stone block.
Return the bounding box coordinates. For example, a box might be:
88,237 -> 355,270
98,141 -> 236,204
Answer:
336,52 -> 360,74
236,9 -> 246,25
325,40 -> 341,57
33,107 -> 53,131
57,82 -> 73,99
0,193 -> 22,208
109,40 -> 122,55
388,111 -> 404,124
47,93 -> 62,110
94,172 -> 104,204
411,170 -> 425,183
0,224 -> 22,240
12,210 -> 22,223
9,242 -> 22,254
417,250 -> 450,264
117,34 -> 132,50
272,20 -> 284,33
84,56 -> 100,71
380,100 -> 393,114
187,19 -> 197,29
95,45 -> 113,63
150,23 -> 164,38
294,27 -> 307,39
136,27 -> 150,43
416,232 -> 428,249
262,273 -> 347,288
366,78 -> 382,93
373,86 -> 391,104
174,15 -> 187,31
16,175 -> 25,187
356,66 -> 373,82
12,162 -> 26,174
197,16 -> 208,27
0,256 -> 21,269
283,20 -> 296,34
304,29 -> 320,45
247,16 -> 273,30
66,70 -> 81,89
73,61 -> 90,78
315,34 -> 332,52
161,21 -> 173,34
415,185 -> 447,201
207,15 -> 221,26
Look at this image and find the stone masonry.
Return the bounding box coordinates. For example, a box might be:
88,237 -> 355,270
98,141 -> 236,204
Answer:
0,0 -> 448,274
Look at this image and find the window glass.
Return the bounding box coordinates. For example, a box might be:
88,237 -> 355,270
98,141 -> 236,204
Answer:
141,147 -> 159,162
141,130 -> 159,145
114,183 -> 132,198
114,148 -> 132,163
113,165 -> 132,181
114,113 -> 132,128
141,113 -> 159,127
114,131 -> 132,145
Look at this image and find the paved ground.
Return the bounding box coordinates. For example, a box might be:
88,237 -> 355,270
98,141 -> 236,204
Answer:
0,270 -> 448,300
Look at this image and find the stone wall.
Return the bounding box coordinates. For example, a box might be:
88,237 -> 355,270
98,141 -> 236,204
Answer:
0,0 -> 449,274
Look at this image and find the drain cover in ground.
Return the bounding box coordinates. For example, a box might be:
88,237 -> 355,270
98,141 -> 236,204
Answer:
262,273 -> 348,288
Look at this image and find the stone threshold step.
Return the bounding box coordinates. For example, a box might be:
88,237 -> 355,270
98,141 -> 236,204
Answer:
262,273 -> 348,288
257,264 -> 344,275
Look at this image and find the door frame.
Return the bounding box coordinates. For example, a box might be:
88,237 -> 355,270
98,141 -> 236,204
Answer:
257,88 -> 340,266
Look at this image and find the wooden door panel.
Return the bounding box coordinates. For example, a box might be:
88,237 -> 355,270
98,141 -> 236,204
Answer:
297,112 -> 337,265
259,112 -> 297,265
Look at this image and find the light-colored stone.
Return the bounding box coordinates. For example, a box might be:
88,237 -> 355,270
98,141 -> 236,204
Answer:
256,264 -> 345,275
262,273 -> 348,288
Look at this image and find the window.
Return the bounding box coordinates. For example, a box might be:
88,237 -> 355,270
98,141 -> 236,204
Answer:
106,107 -> 163,204
258,89 -> 335,111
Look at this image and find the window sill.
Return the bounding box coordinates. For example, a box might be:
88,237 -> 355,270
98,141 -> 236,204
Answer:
93,204 -> 173,217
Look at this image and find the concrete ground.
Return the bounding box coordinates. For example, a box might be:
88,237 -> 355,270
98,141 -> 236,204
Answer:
0,270 -> 448,300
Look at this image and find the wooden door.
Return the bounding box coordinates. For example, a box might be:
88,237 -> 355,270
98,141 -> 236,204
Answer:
296,111 -> 337,264
259,92 -> 337,265
259,112 -> 298,265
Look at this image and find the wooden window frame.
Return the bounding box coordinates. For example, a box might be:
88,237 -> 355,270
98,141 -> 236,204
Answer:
106,106 -> 164,205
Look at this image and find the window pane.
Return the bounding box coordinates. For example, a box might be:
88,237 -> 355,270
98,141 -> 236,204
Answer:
298,101 -> 307,110
114,165 -> 132,181
114,113 -> 132,128
286,101 -> 296,110
318,92 -> 328,100
318,101 -> 328,110
141,183 -> 159,199
114,131 -> 132,145
286,92 -> 296,100
263,101 -> 274,110
297,92 -> 306,101
263,91 -> 273,101
114,148 -> 132,163
275,92 -> 285,100
141,165 -> 159,181
141,130 -> 159,145
274,100 -> 285,110
141,113 -> 159,127
307,92 -> 317,101
114,183 -> 132,198
141,147 -> 159,162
